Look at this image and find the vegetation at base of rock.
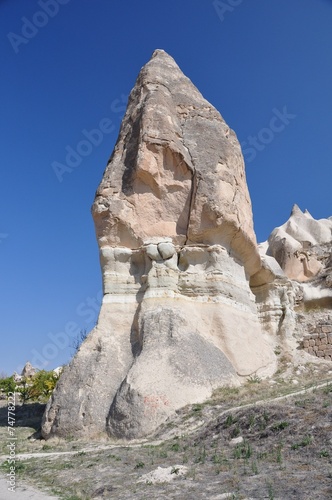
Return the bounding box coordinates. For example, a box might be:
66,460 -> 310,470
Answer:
1,369 -> 331,500
0,375 -> 16,394
0,370 -> 60,403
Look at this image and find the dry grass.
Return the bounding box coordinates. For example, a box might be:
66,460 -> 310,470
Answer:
0,363 -> 332,499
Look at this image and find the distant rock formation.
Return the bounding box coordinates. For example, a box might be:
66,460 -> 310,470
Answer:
264,204 -> 332,282
42,50 -> 276,440
13,361 -> 37,383
251,205 -> 332,362
21,361 -> 37,379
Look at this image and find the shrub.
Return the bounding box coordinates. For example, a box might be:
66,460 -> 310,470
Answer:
134,461 -> 145,469
272,421 -> 289,432
0,376 -> 16,394
291,435 -> 313,450
247,374 -> 262,384
16,370 -> 60,403
30,370 -> 59,398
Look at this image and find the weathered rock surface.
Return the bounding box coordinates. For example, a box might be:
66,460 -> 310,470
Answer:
264,204 -> 332,282
21,361 -> 37,378
251,205 -> 332,362
42,49 -> 276,440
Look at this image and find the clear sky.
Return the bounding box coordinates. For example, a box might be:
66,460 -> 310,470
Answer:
1,0 -> 332,375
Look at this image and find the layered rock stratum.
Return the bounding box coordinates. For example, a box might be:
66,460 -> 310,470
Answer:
42,50 -> 286,440
251,205 -> 332,363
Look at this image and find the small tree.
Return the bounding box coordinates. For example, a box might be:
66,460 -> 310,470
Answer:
16,377 -> 33,404
17,370 -> 60,403
29,370 -> 59,400
0,376 -> 16,394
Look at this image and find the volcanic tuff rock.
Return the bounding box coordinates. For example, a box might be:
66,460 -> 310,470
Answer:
264,204 -> 332,282
42,49 -> 276,440
21,361 -> 37,378
251,205 -> 332,361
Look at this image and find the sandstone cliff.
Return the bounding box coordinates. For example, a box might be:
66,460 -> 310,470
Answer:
42,50 -> 276,440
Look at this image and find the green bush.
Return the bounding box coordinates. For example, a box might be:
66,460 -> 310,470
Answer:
30,370 -> 59,398
0,376 -> 16,394
17,370 -> 60,403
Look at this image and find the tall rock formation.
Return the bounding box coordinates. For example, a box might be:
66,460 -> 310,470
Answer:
42,50 -> 276,440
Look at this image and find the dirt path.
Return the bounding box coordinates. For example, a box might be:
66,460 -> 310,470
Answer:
0,473 -> 59,499
1,379 -> 330,464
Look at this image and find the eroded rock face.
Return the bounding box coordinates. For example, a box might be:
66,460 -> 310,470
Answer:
21,361 -> 37,378
42,50 -> 276,440
93,49 -> 260,275
265,204 -> 332,282
251,205 -> 332,363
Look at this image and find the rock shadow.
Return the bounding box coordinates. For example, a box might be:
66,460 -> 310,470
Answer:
0,402 -> 46,431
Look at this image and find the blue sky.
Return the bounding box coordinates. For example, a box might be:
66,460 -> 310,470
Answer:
1,0 -> 332,375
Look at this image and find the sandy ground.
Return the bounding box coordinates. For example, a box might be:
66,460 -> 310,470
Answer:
0,473 -> 59,500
